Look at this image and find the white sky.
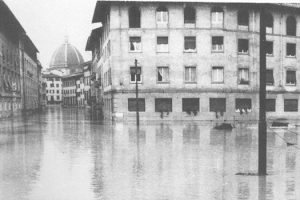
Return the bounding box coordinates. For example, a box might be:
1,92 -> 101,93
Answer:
5,0 -> 96,69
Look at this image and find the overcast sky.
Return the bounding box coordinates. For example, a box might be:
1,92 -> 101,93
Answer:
5,0 -> 96,69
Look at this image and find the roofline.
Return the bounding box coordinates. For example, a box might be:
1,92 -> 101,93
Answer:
0,0 -> 25,33
92,1 -> 300,23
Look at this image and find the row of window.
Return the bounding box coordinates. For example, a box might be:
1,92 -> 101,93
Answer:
49,83 -> 60,88
129,36 -> 297,57
130,66 -> 297,86
46,90 -> 60,94
128,5 -> 296,36
46,78 -> 60,82
127,98 -> 299,113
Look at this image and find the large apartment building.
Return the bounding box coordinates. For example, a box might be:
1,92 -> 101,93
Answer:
86,1 -> 300,121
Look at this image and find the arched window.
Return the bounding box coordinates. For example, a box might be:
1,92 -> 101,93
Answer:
238,10 -> 249,26
129,6 -> 140,28
211,6 -> 223,27
265,12 -> 273,34
184,6 -> 195,24
286,16 -> 296,36
156,6 -> 168,24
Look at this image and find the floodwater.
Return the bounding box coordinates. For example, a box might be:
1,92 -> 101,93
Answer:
0,107 -> 300,200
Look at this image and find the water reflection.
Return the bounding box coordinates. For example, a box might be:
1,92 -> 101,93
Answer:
0,108 -> 300,200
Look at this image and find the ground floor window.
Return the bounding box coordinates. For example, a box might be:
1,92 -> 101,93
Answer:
182,98 -> 199,113
209,98 -> 226,112
128,98 -> 145,112
235,98 -> 252,113
266,99 -> 276,112
155,98 -> 172,112
284,99 -> 298,112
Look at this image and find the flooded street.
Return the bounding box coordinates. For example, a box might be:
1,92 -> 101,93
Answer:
0,107 -> 300,200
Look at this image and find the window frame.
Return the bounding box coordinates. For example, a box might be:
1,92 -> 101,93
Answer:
182,98 -> 199,112
286,70 -> 296,86
156,6 -> 168,25
128,6 -> 141,28
184,36 -> 197,52
128,98 -> 145,112
238,68 -> 250,85
157,66 -> 170,83
211,36 -> 224,53
237,10 -> 249,28
211,6 -> 224,27
286,43 -> 296,57
155,98 -> 172,112
211,66 -> 224,84
156,36 -> 169,53
129,36 -> 142,52
286,16 -> 297,36
184,6 -> 196,25
209,98 -> 226,112
284,99 -> 298,112
235,98 -> 252,113
130,66 -> 142,84
184,66 -> 197,83
265,41 -> 273,56
266,99 -> 276,112
266,69 -> 274,86
238,39 -> 249,55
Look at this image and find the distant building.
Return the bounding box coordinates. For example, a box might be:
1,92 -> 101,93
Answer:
62,72 -> 85,107
0,1 -> 40,118
87,1 -> 300,121
83,61 -> 92,106
43,73 -> 62,104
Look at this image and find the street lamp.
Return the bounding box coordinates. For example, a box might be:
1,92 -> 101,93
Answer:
135,59 -> 140,127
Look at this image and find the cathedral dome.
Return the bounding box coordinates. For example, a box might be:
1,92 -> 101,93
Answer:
49,38 -> 84,69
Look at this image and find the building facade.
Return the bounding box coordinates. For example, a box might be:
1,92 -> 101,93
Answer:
0,1 -> 40,118
62,72 -> 85,107
83,61 -> 92,106
88,1 -> 300,121
43,73 -> 62,104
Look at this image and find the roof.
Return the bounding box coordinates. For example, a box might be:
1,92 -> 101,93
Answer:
50,38 -> 84,69
86,28 -> 102,51
62,72 -> 84,79
92,1 -> 300,23
42,73 -> 61,78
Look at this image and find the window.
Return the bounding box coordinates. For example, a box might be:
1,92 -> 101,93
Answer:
212,66 -> 224,83
238,39 -> 249,54
184,6 -> 195,24
156,6 -> 168,24
266,99 -> 276,112
184,36 -> 196,52
50,83 -> 54,87
286,70 -> 296,85
211,6 -> 223,27
265,12 -> 273,34
129,37 -> 141,52
155,98 -> 172,112
57,90 -> 59,94
266,69 -> 274,85
286,43 -> 296,57
130,67 -> 142,83
286,16 -> 296,36
55,78 -> 60,81
56,84 -> 59,87
238,68 -> 249,85
266,41 -> 273,55
129,6 -> 140,28
284,99 -> 298,112
56,96 -> 60,100
182,98 -> 199,112
185,66 -> 196,82
235,98 -> 252,113
212,36 -> 223,52
210,98 -> 226,112
157,37 -> 168,52
128,98 -> 145,112
238,10 -> 249,27
157,67 -> 169,82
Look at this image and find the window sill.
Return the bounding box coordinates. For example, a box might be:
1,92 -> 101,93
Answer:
129,51 -> 142,53
130,81 -> 142,84
238,83 -> 249,85
266,83 -> 274,86
286,56 -> 296,58
238,25 -> 249,31
183,50 -> 197,53
185,81 -> 197,84
211,82 -> 224,84
156,51 -> 169,53
238,52 -> 249,55
211,50 -> 224,53
184,23 -> 196,28
266,54 -> 274,57
157,81 -> 170,84
285,84 -> 296,86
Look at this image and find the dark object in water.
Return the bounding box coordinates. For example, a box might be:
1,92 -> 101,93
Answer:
287,142 -> 296,146
271,121 -> 289,127
214,123 -> 233,130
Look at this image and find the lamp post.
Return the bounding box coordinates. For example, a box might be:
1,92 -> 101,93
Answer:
135,59 -> 140,127
258,6 -> 267,176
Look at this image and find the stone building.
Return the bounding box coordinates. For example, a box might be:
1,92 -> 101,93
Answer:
83,61 -> 92,106
0,1 -> 40,118
88,1 -> 300,121
43,73 -> 62,104
62,72 -> 85,107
